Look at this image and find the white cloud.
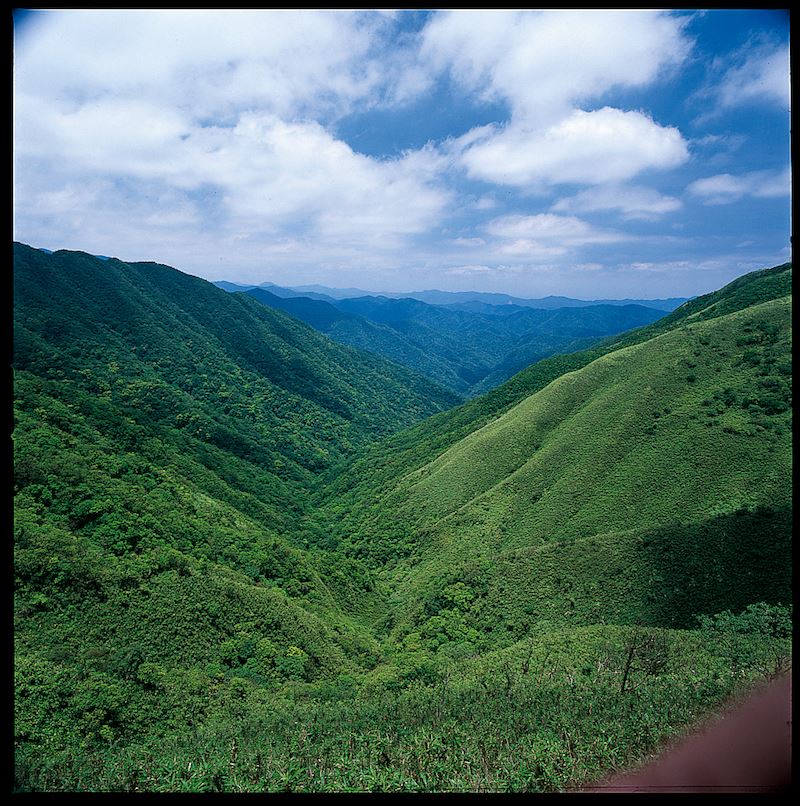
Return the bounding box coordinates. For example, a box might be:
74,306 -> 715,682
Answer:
445,264 -> 494,276
455,108 -> 688,188
716,43 -> 790,110
421,10 -> 690,126
488,213 -> 627,245
11,9 -> 790,296
14,10 -> 386,120
553,184 -> 682,221
421,10 -> 690,189
15,113 -> 451,253
481,213 -> 630,260
687,168 -> 790,205
14,11 -> 452,263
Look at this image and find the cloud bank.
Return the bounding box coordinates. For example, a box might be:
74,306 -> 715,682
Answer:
13,9 -> 791,296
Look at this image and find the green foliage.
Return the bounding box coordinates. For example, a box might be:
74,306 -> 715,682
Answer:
13,246 -> 792,792
15,624 -> 788,792
245,287 -> 665,396
696,602 -> 792,640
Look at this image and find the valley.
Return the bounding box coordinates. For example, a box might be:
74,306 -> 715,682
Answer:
218,281 -> 670,396
13,244 -> 792,792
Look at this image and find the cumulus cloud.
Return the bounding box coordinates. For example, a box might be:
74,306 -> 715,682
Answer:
14,10 -> 451,265
14,10 -> 391,120
422,10 -> 691,188
482,213 -> 630,260
454,108 -> 688,188
553,184 -> 682,221
687,168 -> 790,205
12,9 -> 789,295
421,10 -> 691,126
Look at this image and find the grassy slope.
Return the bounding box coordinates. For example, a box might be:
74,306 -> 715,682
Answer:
316,263 -> 791,563
397,298 -> 791,556
317,273 -> 791,653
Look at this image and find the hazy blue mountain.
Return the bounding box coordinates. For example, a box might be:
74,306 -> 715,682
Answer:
285,283 -> 382,300
276,284 -> 690,311
213,280 -> 257,292
242,286 -> 666,395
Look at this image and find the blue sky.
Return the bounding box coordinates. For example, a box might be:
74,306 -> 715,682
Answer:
13,9 -> 790,298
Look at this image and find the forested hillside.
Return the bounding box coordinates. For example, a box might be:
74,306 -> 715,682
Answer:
14,245 -> 792,792
242,287 -> 471,394
239,286 -> 665,395
13,244 -> 460,788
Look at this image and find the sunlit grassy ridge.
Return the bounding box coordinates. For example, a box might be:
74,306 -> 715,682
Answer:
315,264 -> 791,567
317,290 -> 791,661
393,297 -> 790,555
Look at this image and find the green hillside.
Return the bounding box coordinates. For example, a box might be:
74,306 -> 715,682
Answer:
316,263 -> 792,564
382,297 -> 790,558
13,244 -> 458,784
14,246 -> 792,792
241,286 -> 665,396
316,270 -> 791,655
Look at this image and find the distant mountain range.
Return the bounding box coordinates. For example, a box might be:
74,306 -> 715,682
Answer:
216,281 -> 669,395
214,279 -> 689,311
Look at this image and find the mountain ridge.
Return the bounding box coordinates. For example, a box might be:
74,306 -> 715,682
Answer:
238,285 -> 666,396
214,278 -> 689,311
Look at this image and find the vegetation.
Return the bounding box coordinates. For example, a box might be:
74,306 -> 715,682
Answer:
13,245 -> 792,791
242,287 -> 665,396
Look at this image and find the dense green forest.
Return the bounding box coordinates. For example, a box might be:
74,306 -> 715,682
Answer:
14,245 -> 791,792
237,285 -> 666,396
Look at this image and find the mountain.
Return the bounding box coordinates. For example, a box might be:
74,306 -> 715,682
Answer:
256,282 -> 340,303
393,289 -> 689,311
265,282 -> 689,311
319,262 -> 791,529
13,242 -> 466,786
241,288 -> 666,396
336,296 -> 666,390
212,280 -> 338,302
14,245 -> 791,792
283,282 -> 383,300
316,263 -> 791,642
242,287 -> 470,393
13,241 -> 459,616
212,280 -> 257,292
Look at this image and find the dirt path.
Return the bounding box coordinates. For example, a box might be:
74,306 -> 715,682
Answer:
581,672 -> 792,793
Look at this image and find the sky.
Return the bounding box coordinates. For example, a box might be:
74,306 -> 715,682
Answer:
13,9 -> 791,298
